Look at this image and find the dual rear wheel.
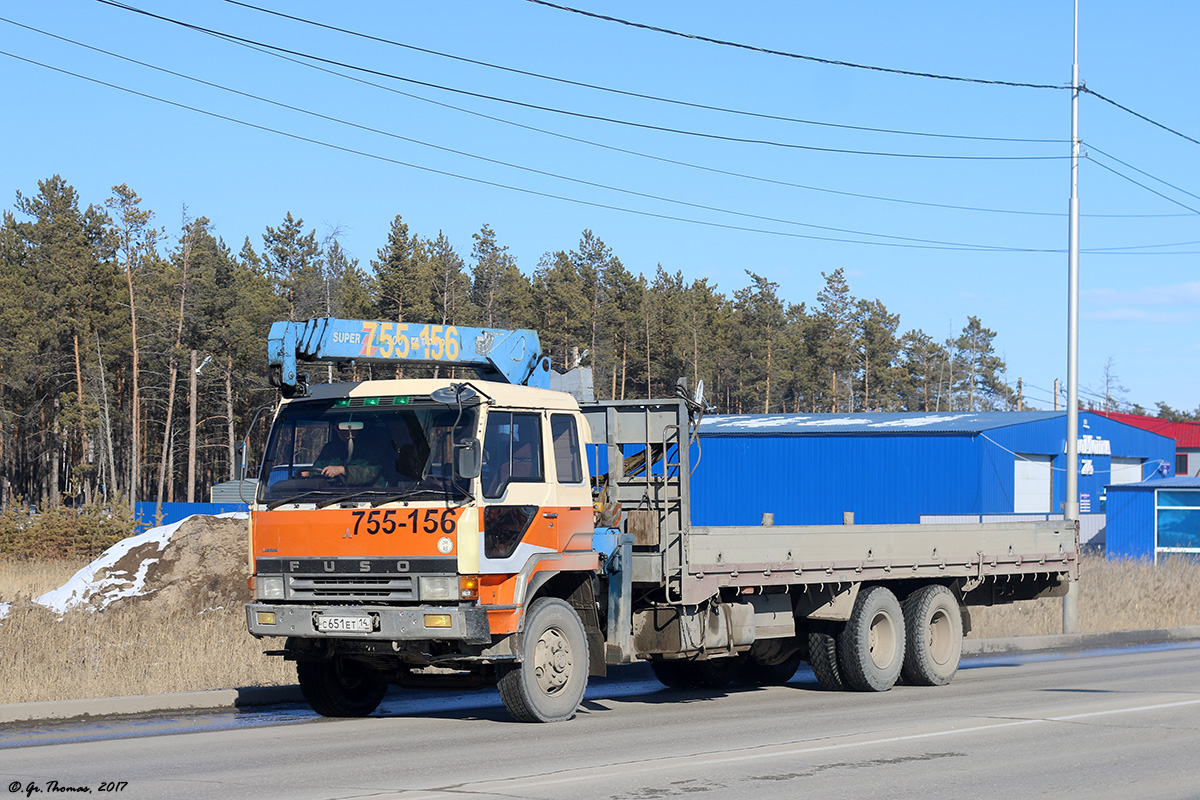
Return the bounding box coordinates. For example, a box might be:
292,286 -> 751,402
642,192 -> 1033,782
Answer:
809,584 -> 963,692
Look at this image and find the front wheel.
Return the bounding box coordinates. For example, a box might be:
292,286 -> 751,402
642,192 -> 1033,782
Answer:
498,598 -> 589,722
297,657 -> 387,717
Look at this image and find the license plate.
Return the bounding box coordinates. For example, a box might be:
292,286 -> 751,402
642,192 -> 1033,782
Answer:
315,614 -> 373,633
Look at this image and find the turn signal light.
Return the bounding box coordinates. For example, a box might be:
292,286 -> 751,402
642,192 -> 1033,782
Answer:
459,575 -> 480,601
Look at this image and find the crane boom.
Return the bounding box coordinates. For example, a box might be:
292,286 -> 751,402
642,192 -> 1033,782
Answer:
267,318 -> 550,397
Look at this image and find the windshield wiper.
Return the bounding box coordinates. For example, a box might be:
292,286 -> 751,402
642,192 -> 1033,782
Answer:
369,487 -> 466,507
266,490 -> 341,511
314,489 -> 396,509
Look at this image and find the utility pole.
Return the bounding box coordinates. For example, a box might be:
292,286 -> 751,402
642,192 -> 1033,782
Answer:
1063,0 -> 1082,635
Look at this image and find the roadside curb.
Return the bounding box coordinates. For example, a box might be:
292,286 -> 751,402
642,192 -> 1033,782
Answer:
0,685 -> 305,725
961,625 -> 1200,655
3,627 -> 1200,725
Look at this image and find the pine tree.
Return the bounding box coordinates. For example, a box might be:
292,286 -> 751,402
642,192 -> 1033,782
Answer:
532,250 -> 589,372
372,214 -> 435,326
106,184 -> 161,504
262,212 -> 323,321
953,316 -> 1010,411
731,272 -> 787,413
427,230 -> 474,326
809,269 -> 857,412
897,329 -> 946,412
856,299 -> 901,411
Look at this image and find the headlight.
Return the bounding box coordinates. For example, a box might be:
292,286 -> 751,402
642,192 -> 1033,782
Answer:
419,576 -> 455,601
257,575 -> 285,600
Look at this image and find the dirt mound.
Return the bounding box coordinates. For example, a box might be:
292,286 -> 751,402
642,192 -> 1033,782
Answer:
36,514 -> 251,615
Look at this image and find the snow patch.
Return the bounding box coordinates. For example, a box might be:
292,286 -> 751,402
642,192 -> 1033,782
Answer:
703,415 -> 874,429
868,414 -> 974,429
33,512 -> 248,616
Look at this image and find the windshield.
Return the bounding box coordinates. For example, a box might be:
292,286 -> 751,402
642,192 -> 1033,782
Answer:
258,398 -> 478,506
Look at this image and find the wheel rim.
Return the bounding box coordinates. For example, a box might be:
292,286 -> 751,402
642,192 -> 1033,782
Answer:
534,625 -> 573,695
868,610 -> 898,669
927,608 -> 954,666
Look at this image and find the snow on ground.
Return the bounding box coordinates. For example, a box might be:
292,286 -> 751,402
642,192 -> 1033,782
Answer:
32,512 -> 249,616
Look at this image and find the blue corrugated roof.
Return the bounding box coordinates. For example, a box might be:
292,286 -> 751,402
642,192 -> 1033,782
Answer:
699,411 -> 1063,435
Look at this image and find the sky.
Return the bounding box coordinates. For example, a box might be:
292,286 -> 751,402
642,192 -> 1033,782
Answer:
2,0 -> 1197,413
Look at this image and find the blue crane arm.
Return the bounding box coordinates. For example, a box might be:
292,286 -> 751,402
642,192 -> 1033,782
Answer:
267,318 -> 550,396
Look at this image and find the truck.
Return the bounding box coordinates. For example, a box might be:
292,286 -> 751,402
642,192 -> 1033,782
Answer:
245,317 -> 1080,722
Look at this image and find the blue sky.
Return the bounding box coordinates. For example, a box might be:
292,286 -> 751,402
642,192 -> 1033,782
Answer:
2,1 -> 1197,412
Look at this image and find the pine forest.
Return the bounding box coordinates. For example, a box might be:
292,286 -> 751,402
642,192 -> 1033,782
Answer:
2,175 -> 1023,510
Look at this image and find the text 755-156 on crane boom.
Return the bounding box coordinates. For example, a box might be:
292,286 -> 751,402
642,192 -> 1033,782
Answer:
245,317 -> 1079,722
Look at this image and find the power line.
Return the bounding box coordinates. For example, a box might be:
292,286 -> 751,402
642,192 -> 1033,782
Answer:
0,48 -> 1070,253
9,15 -> 1198,253
157,13 -> 1193,222
523,0 -> 1070,90
0,21 -> 1058,252
221,0 -> 1065,146
522,0 -> 1200,151
159,17 -> 1089,220
10,44 -> 1198,257
1082,87 -> 1200,147
1085,158 -> 1200,216
93,0 -> 1068,162
1085,143 -> 1200,204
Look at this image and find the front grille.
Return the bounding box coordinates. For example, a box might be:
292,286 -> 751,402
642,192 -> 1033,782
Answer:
288,575 -> 417,602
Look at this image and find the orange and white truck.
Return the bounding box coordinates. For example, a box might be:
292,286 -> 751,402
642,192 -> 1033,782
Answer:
246,318 -> 1079,722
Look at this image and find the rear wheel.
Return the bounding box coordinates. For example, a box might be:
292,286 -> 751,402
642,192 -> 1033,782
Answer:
297,657 -> 387,717
652,655 -> 745,690
742,638 -> 804,685
806,624 -> 846,691
837,586 -> 905,692
901,584 -> 963,686
498,598 -> 589,722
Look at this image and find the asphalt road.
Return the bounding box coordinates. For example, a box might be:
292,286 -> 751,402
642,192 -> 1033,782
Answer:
3,643 -> 1199,800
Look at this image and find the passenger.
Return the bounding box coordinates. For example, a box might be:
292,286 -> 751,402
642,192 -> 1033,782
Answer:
387,413 -> 431,484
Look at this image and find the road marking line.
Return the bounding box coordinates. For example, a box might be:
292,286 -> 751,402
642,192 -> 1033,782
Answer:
378,696 -> 1200,800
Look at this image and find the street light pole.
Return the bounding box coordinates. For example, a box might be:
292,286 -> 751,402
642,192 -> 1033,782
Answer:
1063,0 -> 1082,634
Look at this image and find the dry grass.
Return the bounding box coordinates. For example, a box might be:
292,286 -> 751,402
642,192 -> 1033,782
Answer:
0,559 -> 89,599
2,554 -> 1199,704
0,558 -> 293,705
966,555 -> 1200,638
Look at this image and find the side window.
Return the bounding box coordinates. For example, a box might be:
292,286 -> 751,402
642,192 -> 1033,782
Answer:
482,411 -> 544,499
551,414 -> 583,484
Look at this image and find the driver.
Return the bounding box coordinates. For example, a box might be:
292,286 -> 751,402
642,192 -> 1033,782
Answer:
302,423 -> 384,485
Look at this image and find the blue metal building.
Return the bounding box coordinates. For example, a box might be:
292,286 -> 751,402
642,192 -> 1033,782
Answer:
690,411 -> 1175,527
1105,477 -> 1200,560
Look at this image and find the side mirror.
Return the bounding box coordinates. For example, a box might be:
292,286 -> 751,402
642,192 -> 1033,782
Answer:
456,438 -> 482,480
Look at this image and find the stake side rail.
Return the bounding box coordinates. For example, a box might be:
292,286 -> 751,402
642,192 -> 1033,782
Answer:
681,521 -> 1079,604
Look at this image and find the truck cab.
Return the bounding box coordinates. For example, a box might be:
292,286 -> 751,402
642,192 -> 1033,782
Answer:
246,377 -> 601,720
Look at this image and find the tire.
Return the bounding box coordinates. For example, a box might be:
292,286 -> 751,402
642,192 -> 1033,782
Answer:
652,655 -> 745,690
297,657 -> 387,717
742,640 -> 804,685
901,584 -> 963,686
498,598 -> 589,722
837,586 -> 905,692
806,624 -> 846,691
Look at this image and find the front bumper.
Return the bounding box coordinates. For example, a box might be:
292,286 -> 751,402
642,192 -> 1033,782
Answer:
246,603 -> 492,644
